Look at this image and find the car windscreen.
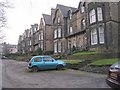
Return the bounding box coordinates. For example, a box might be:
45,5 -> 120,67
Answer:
111,61 -> 120,69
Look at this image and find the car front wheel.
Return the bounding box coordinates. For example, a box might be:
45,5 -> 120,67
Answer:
56,65 -> 64,70
31,66 -> 38,72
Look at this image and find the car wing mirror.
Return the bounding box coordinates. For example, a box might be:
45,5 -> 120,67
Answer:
52,60 -> 54,62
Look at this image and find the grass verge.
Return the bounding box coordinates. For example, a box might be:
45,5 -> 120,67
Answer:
73,51 -> 99,55
90,58 -> 118,66
63,60 -> 82,64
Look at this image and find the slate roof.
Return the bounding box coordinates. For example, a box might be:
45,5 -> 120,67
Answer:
56,4 -> 77,17
42,14 -> 52,25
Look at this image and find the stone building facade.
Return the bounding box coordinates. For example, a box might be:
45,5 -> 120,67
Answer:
39,14 -> 53,52
53,4 -> 77,54
2,42 -> 17,55
17,1 -> 119,55
86,2 -> 119,52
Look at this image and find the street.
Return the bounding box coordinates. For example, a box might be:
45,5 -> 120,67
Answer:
2,59 -> 110,88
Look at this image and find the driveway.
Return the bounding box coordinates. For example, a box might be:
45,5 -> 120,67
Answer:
2,59 -> 110,88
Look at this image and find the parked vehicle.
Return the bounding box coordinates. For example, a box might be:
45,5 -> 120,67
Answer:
1,56 -> 7,59
28,56 -> 66,72
106,61 -> 120,89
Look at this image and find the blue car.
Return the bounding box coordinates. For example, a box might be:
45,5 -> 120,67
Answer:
28,56 -> 66,72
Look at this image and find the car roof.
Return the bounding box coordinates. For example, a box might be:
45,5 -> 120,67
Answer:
32,55 -> 51,58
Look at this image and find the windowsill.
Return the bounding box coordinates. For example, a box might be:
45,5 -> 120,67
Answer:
99,43 -> 104,44
91,43 -> 97,45
89,21 -> 104,25
89,22 -> 96,25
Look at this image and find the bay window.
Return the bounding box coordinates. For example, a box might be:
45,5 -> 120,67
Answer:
54,42 -> 57,53
97,7 -> 103,21
58,42 -> 62,52
98,26 -> 104,44
89,9 -> 96,24
58,28 -> 62,38
54,30 -> 57,39
91,29 -> 98,45
41,41 -> 43,50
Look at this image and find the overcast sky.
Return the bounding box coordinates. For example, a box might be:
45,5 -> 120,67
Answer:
3,0 -> 80,45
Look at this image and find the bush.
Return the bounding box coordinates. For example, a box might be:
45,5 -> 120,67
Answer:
52,55 -> 65,59
32,48 -> 43,55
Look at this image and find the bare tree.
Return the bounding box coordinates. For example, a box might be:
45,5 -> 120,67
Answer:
0,0 -> 13,42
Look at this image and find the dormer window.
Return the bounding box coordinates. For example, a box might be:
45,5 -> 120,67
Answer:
81,6 -> 85,13
79,0 -> 85,13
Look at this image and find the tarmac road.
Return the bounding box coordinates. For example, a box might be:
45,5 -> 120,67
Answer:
2,59 -> 111,88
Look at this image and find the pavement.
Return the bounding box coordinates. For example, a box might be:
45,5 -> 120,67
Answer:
2,59 -> 111,88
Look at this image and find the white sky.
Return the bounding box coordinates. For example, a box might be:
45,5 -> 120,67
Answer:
3,0 -> 80,45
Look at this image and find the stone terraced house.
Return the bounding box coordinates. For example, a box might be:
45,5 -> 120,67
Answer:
39,14 -> 53,52
18,1 -> 119,55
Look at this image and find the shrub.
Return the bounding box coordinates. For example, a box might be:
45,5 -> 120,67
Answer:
52,55 -> 65,59
32,48 -> 43,55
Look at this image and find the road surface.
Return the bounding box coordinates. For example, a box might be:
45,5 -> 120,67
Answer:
2,59 -> 111,88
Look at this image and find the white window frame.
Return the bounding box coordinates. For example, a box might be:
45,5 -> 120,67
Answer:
89,9 -> 96,24
58,28 -> 62,38
41,41 -> 43,50
98,26 -> 104,44
54,30 -> 57,39
41,31 -> 44,40
54,42 -> 57,53
91,29 -> 98,45
97,7 -> 103,21
57,17 -> 60,23
58,42 -> 62,52
81,19 -> 85,29
30,40 -> 31,45
70,27 -> 73,34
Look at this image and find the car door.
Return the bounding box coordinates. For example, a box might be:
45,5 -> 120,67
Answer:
33,57 -> 45,69
43,56 -> 58,69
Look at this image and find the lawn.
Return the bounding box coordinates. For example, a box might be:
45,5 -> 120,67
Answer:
73,51 -> 99,55
90,58 -> 118,66
63,60 -> 82,64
